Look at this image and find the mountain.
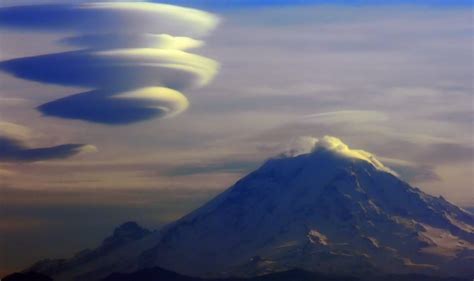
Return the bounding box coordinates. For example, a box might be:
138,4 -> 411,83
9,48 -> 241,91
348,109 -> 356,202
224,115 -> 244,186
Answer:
25,136 -> 474,280
101,267 -> 474,281
7,268 -> 470,281
101,267 -> 467,281
2,272 -> 52,281
26,222 -> 160,281
138,136 -> 474,278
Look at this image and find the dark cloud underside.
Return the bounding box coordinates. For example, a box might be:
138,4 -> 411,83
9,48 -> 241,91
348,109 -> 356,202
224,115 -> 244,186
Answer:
38,90 -> 167,125
0,3 -> 217,36
0,50 -> 201,91
0,136 -> 88,162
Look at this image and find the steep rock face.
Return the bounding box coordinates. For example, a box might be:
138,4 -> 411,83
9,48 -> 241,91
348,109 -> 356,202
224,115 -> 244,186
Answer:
140,137 -> 473,278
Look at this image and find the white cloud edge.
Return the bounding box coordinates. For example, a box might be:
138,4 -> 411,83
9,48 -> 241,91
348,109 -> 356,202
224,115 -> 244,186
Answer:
283,135 -> 398,175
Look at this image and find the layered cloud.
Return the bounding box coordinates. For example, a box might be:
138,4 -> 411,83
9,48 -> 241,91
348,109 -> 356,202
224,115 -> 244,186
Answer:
37,87 -> 189,124
1,48 -> 218,90
0,2 -> 218,36
0,2 -> 219,125
0,121 -> 96,162
61,33 -> 205,50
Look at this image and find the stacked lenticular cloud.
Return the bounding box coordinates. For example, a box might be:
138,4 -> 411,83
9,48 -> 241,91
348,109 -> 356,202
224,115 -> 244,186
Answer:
0,2 -> 219,124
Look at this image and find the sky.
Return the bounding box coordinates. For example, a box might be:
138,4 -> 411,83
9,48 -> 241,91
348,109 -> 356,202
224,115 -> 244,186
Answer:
0,0 -> 473,276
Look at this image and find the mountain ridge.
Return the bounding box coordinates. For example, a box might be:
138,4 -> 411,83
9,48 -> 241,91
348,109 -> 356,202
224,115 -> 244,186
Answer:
5,267 -> 471,281
22,136 -> 474,281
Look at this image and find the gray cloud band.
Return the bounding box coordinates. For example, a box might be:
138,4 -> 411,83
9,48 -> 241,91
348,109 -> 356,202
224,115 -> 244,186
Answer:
0,136 -> 93,162
0,2 -> 219,125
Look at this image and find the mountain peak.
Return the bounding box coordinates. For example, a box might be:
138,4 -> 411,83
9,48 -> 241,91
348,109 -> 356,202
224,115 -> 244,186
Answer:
280,135 -> 396,175
144,136 -> 473,278
102,221 -> 150,248
25,137 -> 474,281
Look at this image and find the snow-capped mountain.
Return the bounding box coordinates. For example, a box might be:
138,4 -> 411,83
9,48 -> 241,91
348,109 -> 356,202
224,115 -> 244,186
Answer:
27,137 -> 474,280
141,136 -> 474,278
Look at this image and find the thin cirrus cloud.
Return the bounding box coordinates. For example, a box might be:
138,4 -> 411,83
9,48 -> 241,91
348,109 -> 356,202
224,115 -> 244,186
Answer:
0,121 -> 97,163
0,2 -> 219,125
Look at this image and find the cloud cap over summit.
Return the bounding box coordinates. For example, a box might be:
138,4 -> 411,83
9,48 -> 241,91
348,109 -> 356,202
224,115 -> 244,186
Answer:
280,136 -> 396,175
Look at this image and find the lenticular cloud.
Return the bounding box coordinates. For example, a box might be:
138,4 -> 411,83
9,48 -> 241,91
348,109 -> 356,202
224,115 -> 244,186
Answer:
0,2 -> 219,125
0,121 -> 97,162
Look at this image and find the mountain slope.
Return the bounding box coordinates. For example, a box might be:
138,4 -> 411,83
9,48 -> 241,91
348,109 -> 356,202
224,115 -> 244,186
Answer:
26,136 -> 474,280
27,222 -> 162,281
101,267 -> 470,281
140,136 -> 474,278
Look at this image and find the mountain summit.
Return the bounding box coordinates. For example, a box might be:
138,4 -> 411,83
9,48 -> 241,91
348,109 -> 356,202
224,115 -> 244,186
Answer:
140,136 -> 473,277
279,136 -> 395,175
26,137 -> 474,280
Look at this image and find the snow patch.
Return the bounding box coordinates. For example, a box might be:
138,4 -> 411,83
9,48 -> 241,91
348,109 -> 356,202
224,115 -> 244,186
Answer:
418,223 -> 474,257
308,230 -> 329,245
366,237 -> 380,248
444,213 -> 474,233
